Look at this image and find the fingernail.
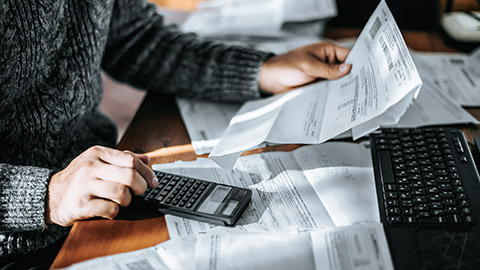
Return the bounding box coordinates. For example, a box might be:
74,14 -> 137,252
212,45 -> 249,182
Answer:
153,177 -> 159,188
339,63 -> 350,73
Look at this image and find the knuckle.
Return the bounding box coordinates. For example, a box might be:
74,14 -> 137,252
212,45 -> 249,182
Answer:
126,169 -> 137,185
106,203 -> 119,219
89,145 -> 102,154
127,155 -> 136,168
118,187 -> 132,206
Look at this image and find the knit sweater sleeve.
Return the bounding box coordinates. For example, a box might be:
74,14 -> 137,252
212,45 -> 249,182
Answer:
101,0 -> 272,102
0,164 -> 50,231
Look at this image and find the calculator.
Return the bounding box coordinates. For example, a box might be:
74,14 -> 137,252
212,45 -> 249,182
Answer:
138,171 -> 252,226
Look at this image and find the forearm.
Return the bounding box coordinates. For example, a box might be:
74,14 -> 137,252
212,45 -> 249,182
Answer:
101,0 -> 272,102
0,163 -> 51,231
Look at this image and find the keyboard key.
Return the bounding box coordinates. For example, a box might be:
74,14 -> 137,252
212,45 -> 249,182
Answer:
405,216 -> 417,224
464,216 -> 474,224
387,216 -> 402,225
462,208 -> 471,215
387,208 -> 400,215
402,208 -> 415,215
418,216 -> 447,225
448,214 -> 462,224
432,209 -> 445,216
401,200 -> 414,207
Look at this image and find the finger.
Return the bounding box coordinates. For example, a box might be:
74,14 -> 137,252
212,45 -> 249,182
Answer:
82,199 -> 120,220
92,146 -> 139,168
310,43 -> 350,64
87,179 -> 132,207
303,54 -> 352,80
125,151 -> 157,188
331,45 -> 350,63
133,155 -> 157,188
92,146 -> 157,188
136,153 -> 150,165
95,162 -> 148,195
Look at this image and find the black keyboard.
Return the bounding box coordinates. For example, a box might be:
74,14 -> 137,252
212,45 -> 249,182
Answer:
370,128 -> 476,227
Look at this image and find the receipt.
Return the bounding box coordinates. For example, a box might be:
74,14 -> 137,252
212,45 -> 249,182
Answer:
210,0 -> 422,169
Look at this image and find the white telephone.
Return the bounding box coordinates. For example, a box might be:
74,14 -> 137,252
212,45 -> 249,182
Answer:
441,0 -> 480,43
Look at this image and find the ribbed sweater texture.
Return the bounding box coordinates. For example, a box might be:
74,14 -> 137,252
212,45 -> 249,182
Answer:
0,0 -> 270,260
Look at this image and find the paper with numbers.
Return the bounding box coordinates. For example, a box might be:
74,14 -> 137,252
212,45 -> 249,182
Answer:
209,0 -> 422,169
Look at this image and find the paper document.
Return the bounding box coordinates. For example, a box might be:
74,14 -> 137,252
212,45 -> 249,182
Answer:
176,98 -> 240,155
412,48 -> 480,107
65,224 -> 392,270
153,142 -> 379,239
62,237 -> 196,270
393,80 -> 479,127
182,0 -> 285,37
182,0 -> 336,37
209,0 -> 423,169
282,0 -> 337,22
195,223 -> 393,270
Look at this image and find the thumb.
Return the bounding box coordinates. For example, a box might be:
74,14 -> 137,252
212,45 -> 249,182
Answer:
308,59 -> 352,81
330,63 -> 351,79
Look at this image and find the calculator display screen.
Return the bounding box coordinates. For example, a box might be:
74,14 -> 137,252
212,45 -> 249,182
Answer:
197,186 -> 232,214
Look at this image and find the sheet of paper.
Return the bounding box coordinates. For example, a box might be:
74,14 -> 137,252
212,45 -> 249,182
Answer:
394,80 -> 479,127
412,48 -> 480,107
210,0 -> 422,169
62,237 -> 197,270
194,223 -> 393,270
293,143 -> 379,226
311,223 -> 394,270
176,98 -> 241,155
154,149 -> 334,238
182,0 -> 285,37
195,231 -> 315,270
155,237 -> 197,270
153,142 -> 379,238
283,0 -> 337,22
61,247 -> 169,270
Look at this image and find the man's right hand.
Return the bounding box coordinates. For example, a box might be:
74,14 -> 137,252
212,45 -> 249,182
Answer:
46,146 -> 158,226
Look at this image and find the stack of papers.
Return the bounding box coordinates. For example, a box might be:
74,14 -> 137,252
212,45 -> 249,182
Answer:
63,224 -> 393,270
411,49 -> 480,107
153,142 -> 378,237
65,141 -> 393,270
181,0 -> 337,38
209,0 -> 423,169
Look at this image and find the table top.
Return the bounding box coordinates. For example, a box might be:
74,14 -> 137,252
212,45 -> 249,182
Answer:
50,27 -> 480,269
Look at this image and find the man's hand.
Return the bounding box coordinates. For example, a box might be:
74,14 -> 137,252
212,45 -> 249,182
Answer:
46,146 -> 158,226
259,42 -> 351,95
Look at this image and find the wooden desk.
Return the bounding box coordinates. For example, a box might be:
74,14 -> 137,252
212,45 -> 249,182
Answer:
51,29 -> 480,268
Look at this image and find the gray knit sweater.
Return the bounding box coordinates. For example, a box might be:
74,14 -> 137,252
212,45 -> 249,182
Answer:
0,0 -> 270,260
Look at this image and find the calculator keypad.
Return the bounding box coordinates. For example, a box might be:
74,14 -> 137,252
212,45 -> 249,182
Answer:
141,172 -> 213,209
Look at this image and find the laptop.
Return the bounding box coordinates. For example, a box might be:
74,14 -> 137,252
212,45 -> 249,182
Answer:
370,127 -> 480,270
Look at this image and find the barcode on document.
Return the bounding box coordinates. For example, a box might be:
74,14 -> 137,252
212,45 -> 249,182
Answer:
369,17 -> 382,39
380,36 -> 393,71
